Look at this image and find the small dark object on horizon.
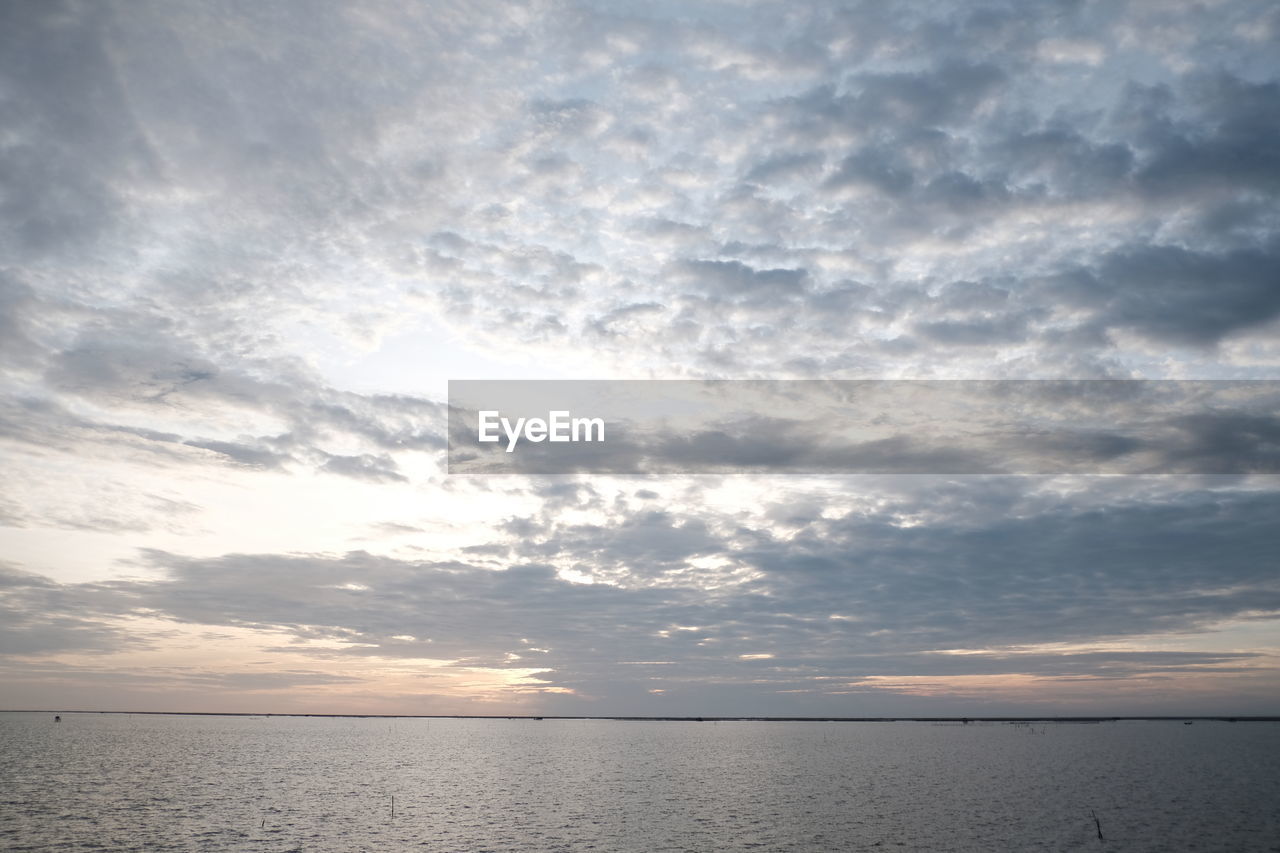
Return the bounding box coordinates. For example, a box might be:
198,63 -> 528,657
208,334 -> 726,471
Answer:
54,715 -> 60,723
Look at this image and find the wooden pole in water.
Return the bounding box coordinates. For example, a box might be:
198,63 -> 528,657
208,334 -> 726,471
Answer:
1091,808 -> 1104,841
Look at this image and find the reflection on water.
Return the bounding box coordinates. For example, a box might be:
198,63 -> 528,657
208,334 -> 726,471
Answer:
1,714 -> 1277,852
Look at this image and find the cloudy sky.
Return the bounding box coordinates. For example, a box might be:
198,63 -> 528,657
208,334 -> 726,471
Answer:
2,0 -> 1278,716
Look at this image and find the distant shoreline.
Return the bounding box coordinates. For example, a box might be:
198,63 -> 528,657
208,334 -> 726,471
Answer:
4,710 -> 1277,722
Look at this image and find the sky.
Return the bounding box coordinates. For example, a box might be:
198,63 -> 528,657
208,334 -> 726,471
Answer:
1,0 -> 1278,716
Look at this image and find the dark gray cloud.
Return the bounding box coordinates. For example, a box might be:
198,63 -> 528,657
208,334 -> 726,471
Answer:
3,479 -> 1275,712
1047,243 -> 1280,346
0,564 -> 139,656
676,260 -> 809,300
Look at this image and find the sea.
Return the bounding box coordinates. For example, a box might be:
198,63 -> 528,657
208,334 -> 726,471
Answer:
1,713 -> 1276,852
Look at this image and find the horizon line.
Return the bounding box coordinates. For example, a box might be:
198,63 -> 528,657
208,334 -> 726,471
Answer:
6,710 -> 1278,722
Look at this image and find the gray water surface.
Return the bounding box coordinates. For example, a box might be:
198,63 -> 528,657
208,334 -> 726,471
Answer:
1,714 -> 1276,852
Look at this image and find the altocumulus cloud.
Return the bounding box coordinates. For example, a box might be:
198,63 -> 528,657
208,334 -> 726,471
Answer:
0,0 -> 1278,714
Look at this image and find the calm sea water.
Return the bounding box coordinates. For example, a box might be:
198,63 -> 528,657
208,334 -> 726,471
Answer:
1,714 -> 1276,852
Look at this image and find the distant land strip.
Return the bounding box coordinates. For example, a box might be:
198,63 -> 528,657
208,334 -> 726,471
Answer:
4,711 -> 1277,722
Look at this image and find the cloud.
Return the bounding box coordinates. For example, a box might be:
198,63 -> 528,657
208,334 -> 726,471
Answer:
675,260 -> 809,300
1047,243 -> 1280,346
3,1 -> 1277,386
0,564 -> 138,656
318,453 -> 407,483
3,477 -> 1275,712
1,0 -> 1278,713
